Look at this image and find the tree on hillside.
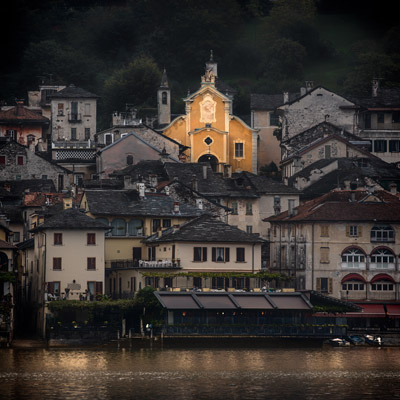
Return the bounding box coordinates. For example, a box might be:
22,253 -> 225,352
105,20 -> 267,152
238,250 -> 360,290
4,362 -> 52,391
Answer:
100,56 -> 161,128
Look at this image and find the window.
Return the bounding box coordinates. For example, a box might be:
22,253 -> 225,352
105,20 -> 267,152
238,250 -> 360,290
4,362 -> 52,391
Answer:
377,112 -> 384,123
342,282 -> 365,291
193,277 -> 202,288
54,233 -> 63,245
324,145 -> 331,159
193,247 -> 207,262
87,233 -> 96,245
84,103 -> 91,115
212,247 -> 230,262
236,247 -> 245,262
74,174 -> 83,186
246,225 -> 253,234
6,130 -> 16,140
57,103 -> 64,116
17,155 -> 24,165
246,202 -> 252,215
347,225 -> 362,237
341,248 -> 366,269
85,128 -> 90,140
270,112 -> 279,126
393,111 -> 400,123
42,175 -> 47,180
389,140 -> 400,153
105,134 -> 113,145
320,247 -> 330,263
162,91 -> 168,105
12,232 -> 20,243
163,219 -> 171,228
364,112 -> 371,129
235,142 -> 244,158
87,257 -> 96,270
371,281 -> 394,291
71,128 -> 77,140
111,218 -> 126,236
128,219 -> 143,236
47,281 -> 61,296
0,155 -> 5,165
231,201 -> 238,215
320,225 -> 329,237
152,219 -> 161,233
316,277 -> 332,294
370,249 -> 395,269
371,225 -> 394,242
374,140 -> 387,152
127,155 -> 133,165
53,258 -> 62,270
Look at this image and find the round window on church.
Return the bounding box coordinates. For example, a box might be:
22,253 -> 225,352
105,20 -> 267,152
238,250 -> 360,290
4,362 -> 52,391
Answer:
204,137 -> 213,146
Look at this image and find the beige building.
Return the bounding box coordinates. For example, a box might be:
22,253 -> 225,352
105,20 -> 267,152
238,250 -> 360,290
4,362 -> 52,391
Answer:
30,207 -> 109,336
267,189 -> 400,303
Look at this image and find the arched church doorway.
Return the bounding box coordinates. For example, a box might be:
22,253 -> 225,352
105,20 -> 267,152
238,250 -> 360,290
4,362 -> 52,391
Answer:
198,154 -> 218,171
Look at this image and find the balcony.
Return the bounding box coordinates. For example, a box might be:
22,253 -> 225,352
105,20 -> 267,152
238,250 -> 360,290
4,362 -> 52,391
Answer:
68,113 -> 81,122
106,259 -> 181,270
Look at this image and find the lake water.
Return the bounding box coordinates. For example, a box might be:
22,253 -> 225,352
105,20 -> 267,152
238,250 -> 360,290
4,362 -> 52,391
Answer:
1,340 -> 400,400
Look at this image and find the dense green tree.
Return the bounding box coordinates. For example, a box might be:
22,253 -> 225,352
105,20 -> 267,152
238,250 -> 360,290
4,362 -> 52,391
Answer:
100,56 -> 161,128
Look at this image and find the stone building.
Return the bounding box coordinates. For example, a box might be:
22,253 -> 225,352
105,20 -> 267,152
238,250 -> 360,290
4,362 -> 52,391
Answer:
0,141 -> 70,191
266,189 -> 400,303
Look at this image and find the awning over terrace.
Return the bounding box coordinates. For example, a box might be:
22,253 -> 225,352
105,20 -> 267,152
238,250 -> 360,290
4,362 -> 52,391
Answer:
344,303 -> 400,318
154,292 -> 314,311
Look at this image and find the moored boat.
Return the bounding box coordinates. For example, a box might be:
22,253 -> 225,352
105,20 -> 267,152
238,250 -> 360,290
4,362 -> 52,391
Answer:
364,334 -> 383,346
346,335 -> 365,345
329,338 -> 350,347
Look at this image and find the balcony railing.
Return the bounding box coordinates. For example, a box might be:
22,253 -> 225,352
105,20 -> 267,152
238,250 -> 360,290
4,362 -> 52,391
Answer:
68,113 -> 81,122
106,259 -> 181,270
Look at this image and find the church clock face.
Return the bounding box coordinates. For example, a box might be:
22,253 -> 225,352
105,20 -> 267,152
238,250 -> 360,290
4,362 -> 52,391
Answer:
200,94 -> 216,124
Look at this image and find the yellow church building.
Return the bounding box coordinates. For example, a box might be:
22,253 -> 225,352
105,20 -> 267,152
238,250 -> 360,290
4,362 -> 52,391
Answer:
160,53 -> 258,174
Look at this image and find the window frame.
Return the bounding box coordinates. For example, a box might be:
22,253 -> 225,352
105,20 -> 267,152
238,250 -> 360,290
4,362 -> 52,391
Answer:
87,257 -> 96,271
53,257 -> 62,271
53,233 -> 63,245
234,142 -> 244,158
87,233 -> 96,245
236,247 -> 245,262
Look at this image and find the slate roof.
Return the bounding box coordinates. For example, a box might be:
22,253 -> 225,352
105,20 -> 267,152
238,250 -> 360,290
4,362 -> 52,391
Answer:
31,207 -> 110,231
267,189 -> 400,223
48,84 -> 99,99
111,160 -> 170,181
84,190 -> 204,218
144,214 -> 265,244
351,87 -> 400,109
16,238 -> 34,250
289,157 -> 400,200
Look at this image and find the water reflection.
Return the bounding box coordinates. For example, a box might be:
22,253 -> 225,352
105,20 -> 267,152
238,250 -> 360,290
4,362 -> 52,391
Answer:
1,344 -> 400,400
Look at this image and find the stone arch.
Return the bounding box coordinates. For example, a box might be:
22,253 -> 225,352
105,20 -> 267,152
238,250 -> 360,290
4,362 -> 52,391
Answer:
198,154 -> 219,171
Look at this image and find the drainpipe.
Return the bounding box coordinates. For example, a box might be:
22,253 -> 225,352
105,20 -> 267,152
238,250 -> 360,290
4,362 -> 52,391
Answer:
311,223 -> 314,291
252,243 -> 255,274
42,231 -> 47,339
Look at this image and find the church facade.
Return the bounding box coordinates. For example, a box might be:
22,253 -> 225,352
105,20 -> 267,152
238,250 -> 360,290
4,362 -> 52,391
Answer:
160,56 -> 258,173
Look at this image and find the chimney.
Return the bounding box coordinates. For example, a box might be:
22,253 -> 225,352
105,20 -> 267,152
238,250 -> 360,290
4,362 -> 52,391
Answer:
191,175 -> 198,191
196,198 -> 203,210
160,147 -> 170,163
16,100 -> 24,116
305,81 -> 313,92
300,87 -> 306,96
344,179 -> 351,190
173,201 -> 180,213
283,92 -> 289,104
150,174 -> 158,188
137,182 -> 145,199
223,164 -> 232,178
172,224 -> 180,233
372,79 -> 380,97
203,165 -> 208,179
389,182 -> 397,195
273,196 -> 281,216
157,227 -> 162,238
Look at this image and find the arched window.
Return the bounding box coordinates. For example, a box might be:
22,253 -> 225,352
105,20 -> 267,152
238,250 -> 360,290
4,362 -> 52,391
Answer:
341,274 -> 366,292
127,155 -> 133,165
371,275 -> 395,291
128,219 -> 143,236
162,91 -> 168,105
371,225 -> 394,242
111,218 -> 126,236
370,248 -> 395,269
341,248 -> 366,269
96,218 -> 110,236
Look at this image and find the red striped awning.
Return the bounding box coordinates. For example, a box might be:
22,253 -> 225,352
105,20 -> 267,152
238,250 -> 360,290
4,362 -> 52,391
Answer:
371,274 -> 395,283
341,273 -> 366,283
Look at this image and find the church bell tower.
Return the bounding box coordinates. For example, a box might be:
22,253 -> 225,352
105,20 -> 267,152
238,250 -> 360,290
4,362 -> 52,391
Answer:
157,69 -> 171,127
